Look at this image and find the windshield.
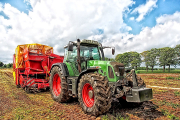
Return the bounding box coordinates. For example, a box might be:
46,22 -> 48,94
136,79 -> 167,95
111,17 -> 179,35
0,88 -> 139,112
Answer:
64,45 -> 101,62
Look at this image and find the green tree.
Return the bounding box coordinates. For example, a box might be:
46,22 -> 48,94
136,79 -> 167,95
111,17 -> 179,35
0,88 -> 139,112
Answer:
115,53 -> 131,67
172,56 -> 178,68
129,51 -> 141,70
141,51 -> 150,72
105,57 -> 115,61
3,64 -> 7,68
147,48 -> 159,72
7,63 -> 13,68
174,44 -> 180,66
105,57 -> 109,61
159,47 -> 176,72
115,52 -> 141,70
0,61 -> 4,67
166,48 -> 176,72
110,58 -> 115,61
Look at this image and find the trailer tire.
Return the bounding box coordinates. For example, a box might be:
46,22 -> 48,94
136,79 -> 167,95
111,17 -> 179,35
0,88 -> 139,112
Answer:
25,87 -> 30,93
78,73 -> 112,116
50,66 -> 70,102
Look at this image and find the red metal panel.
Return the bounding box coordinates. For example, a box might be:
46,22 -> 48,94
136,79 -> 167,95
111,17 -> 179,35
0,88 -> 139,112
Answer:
15,46 -> 65,90
15,69 -> 18,86
19,74 -> 24,86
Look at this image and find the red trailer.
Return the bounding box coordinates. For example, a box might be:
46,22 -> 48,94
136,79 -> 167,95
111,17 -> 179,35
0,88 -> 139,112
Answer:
13,43 -> 64,93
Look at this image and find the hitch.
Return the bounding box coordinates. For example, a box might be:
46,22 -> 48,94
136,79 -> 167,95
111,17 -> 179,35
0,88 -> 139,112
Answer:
114,69 -> 153,102
126,87 -> 153,102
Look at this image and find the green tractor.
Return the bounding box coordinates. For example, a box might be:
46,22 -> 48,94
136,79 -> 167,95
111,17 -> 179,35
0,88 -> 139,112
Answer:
49,39 -> 153,116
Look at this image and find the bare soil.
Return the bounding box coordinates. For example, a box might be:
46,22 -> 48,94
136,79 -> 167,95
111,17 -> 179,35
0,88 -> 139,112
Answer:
0,69 -> 179,120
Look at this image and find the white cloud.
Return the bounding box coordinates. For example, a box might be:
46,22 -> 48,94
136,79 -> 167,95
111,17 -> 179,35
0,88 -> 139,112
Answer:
130,17 -> 134,20
0,0 -> 180,64
156,11 -> 180,24
104,11 -> 180,57
24,0 -> 31,5
132,0 -> 157,22
0,0 -> 134,63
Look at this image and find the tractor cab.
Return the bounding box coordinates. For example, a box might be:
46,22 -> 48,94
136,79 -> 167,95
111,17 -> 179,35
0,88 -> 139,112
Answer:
64,39 -> 114,75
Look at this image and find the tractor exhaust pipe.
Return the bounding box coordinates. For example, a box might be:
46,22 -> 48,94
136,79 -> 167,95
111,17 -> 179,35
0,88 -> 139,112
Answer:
77,39 -> 81,73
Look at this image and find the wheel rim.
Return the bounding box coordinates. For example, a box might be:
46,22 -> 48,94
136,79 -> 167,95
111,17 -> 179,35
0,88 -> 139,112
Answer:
82,83 -> 94,107
52,73 -> 61,96
122,96 -> 126,100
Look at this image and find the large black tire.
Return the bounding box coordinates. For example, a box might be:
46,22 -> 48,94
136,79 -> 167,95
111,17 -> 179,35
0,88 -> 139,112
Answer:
50,66 -> 70,102
78,73 -> 112,116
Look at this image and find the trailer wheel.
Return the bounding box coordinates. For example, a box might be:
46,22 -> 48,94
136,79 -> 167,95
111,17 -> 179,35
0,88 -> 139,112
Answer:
50,66 -> 70,102
78,73 -> 112,116
25,87 -> 30,93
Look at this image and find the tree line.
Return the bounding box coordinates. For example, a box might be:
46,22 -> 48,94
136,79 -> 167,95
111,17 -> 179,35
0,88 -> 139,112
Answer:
0,61 -> 13,68
115,44 -> 180,72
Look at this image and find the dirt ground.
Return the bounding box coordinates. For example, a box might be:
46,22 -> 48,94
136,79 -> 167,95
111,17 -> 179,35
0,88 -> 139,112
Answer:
0,69 -> 179,120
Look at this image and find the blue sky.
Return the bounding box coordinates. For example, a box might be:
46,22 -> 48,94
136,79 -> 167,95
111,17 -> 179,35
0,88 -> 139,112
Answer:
124,0 -> 180,34
1,0 -> 180,34
0,0 -> 180,64
0,0 -> 31,14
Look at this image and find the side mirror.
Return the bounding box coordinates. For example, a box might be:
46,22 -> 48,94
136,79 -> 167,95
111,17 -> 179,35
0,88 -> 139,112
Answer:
68,41 -> 73,51
112,47 -> 115,55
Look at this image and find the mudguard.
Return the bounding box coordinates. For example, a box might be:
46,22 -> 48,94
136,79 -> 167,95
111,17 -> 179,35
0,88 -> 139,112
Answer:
50,63 -> 69,76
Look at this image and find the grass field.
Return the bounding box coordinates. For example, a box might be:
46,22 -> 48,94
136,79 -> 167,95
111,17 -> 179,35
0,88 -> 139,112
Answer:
0,68 -> 180,120
136,69 -> 180,74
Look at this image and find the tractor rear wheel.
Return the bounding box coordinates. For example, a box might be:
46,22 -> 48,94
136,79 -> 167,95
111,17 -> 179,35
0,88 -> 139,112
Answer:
50,66 -> 70,102
78,73 -> 112,116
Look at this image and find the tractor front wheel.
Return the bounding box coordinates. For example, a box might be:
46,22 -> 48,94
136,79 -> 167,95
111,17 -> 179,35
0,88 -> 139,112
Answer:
50,66 -> 70,102
78,73 -> 112,116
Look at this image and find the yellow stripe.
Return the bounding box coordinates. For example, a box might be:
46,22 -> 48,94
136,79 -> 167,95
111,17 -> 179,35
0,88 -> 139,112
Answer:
13,71 -> 16,82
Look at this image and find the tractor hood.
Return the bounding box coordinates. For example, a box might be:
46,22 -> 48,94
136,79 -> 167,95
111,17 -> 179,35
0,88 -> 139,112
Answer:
88,60 -> 109,70
87,60 -> 125,82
